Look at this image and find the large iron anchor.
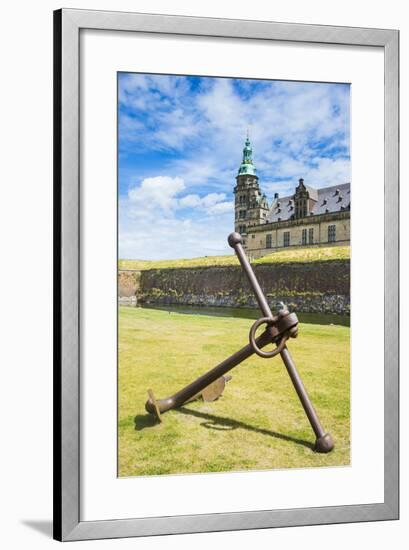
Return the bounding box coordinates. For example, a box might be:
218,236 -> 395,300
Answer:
145,232 -> 334,453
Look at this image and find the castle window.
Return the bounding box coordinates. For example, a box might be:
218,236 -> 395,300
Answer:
295,198 -> 307,219
302,228 -> 307,245
266,234 -> 272,248
308,228 -> 314,244
328,224 -> 336,242
239,210 -> 246,219
283,231 -> 290,247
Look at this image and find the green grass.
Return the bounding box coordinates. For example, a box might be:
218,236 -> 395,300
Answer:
119,255 -> 238,270
254,245 -> 350,265
118,245 -> 350,271
118,306 -> 350,476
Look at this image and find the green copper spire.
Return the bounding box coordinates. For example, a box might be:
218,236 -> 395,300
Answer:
237,134 -> 257,177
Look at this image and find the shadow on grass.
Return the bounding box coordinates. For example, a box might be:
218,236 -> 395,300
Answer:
134,407 -> 314,451
134,414 -> 160,430
178,407 -> 315,450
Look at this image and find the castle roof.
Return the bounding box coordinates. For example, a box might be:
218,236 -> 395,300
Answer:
237,136 -> 257,177
267,182 -> 350,223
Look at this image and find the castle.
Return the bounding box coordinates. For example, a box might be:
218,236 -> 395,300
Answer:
234,136 -> 350,259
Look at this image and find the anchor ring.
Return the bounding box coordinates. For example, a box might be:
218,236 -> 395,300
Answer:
249,317 -> 288,358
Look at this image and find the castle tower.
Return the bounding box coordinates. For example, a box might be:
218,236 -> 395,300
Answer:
234,134 -> 269,248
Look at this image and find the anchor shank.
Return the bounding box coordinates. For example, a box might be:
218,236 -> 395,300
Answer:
280,346 -> 325,439
229,236 -> 273,319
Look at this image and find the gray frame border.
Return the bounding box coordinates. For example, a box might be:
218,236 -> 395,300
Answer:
54,8 -> 399,541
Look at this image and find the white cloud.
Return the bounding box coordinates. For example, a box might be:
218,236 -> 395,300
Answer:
119,199 -> 233,260
178,194 -> 202,208
120,176 -> 235,258
128,176 -> 185,215
303,158 -> 350,188
200,193 -> 226,207
119,215 -> 233,260
206,201 -> 233,215
178,192 -> 233,214
127,176 -> 230,215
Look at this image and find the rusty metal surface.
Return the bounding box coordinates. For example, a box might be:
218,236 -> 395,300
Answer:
147,389 -> 161,423
201,376 -> 226,402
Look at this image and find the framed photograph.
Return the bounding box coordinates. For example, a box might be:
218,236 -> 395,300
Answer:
54,8 -> 399,541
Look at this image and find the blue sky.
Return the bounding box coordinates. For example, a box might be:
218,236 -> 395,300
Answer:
118,73 -> 350,260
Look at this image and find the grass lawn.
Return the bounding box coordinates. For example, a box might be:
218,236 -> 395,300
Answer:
119,245 -> 350,271
118,306 -> 350,477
